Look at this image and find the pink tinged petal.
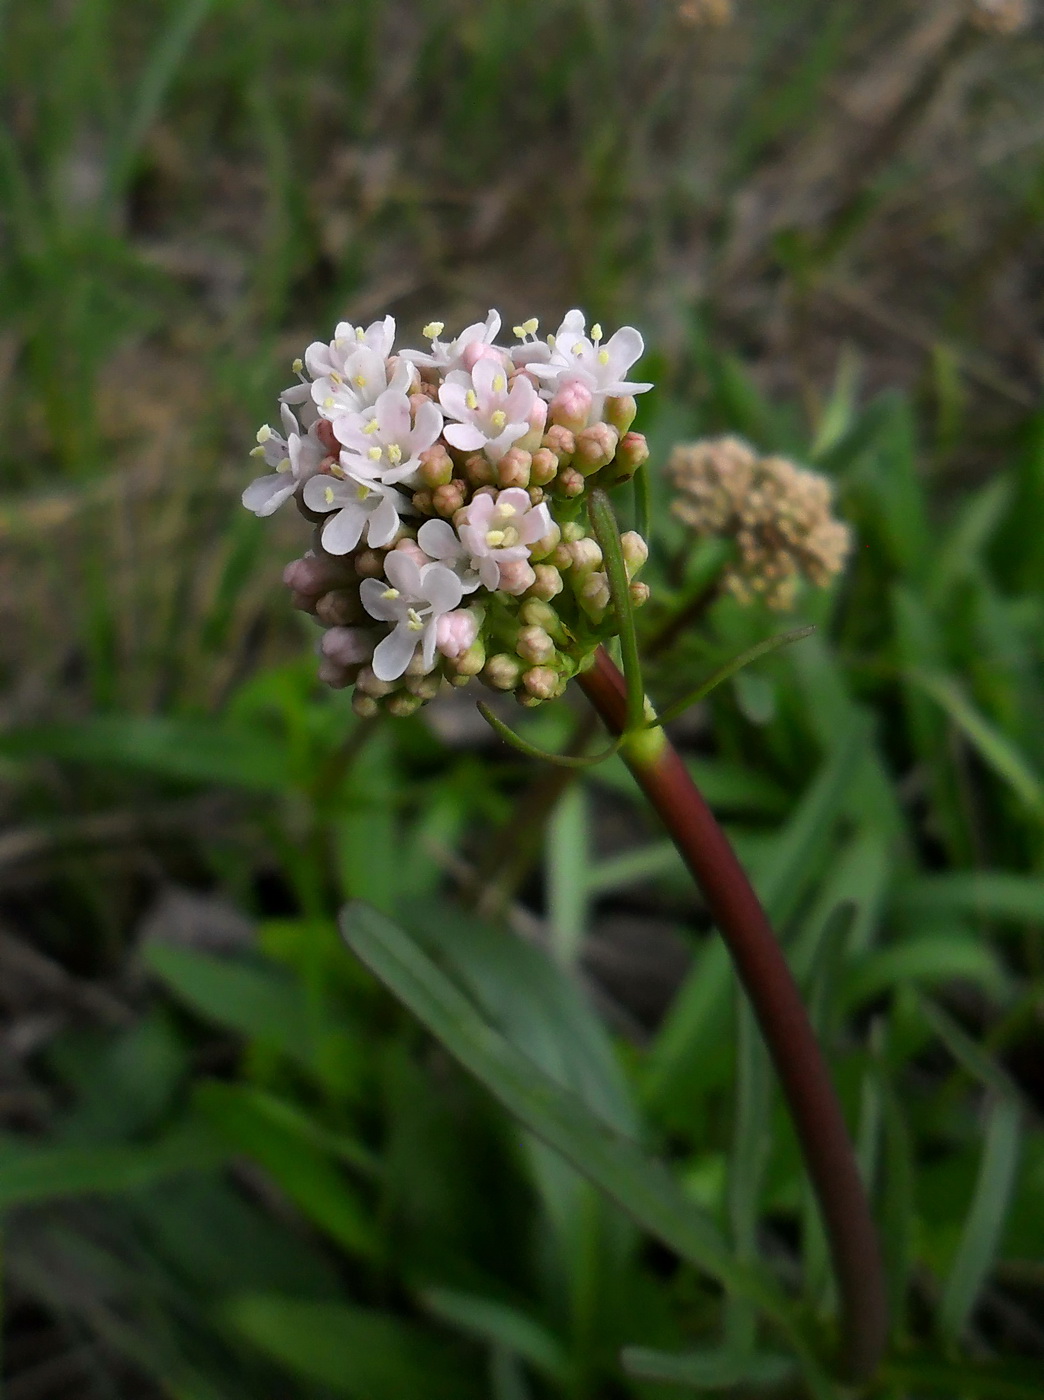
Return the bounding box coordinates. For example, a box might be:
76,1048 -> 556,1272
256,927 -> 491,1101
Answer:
482,425 -> 525,464
303,475 -> 347,512
304,341 -> 335,377
242,475 -> 295,516
479,557 -> 500,590
322,504 -> 367,555
375,388 -> 412,442
366,493 -> 402,548
495,488 -> 533,515
373,315 -> 396,357
505,376 -> 537,417
519,502 -> 553,544
331,411 -> 371,450
360,578 -> 404,623
417,519 -> 462,562
463,493 -> 495,527
409,399 -> 444,452
383,551 -> 422,595
603,326 -> 644,376
471,356 -> 501,400
444,422 -> 488,452
388,358 -> 415,394
372,625 -> 419,682
420,563 -> 464,613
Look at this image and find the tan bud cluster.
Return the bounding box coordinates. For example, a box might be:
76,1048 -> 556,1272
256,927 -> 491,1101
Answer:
674,0 -> 733,26
970,0 -> 1032,33
668,436 -> 851,610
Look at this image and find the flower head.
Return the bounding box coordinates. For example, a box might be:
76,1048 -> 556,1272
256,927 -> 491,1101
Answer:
529,310 -> 652,412
439,360 -> 545,464
400,310 -> 502,374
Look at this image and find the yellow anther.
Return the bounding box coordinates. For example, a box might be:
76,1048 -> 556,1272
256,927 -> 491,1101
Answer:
324,486 -> 335,505
591,323 -> 602,341
501,525 -> 519,547
598,349 -> 610,366
465,390 -> 478,411
355,326 -> 365,340
277,457 -> 291,473
362,418 -> 380,434
249,446 -> 266,458
382,587 -> 400,600
323,397 -> 335,409
387,444 -> 402,464
522,317 -> 538,335
486,529 -> 506,547
547,334 -> 556,348
512,325 -> 526,339
356,483 -> 371,499
256,425 -> 272,444
330,371 -> 342,385
492,373 -> 506,393
368,446 -> 383,460
292,358 -> 303,373
422,321 -> 445,339
572,344 -> 584,356
499,503 -> 517,517
353,375 -> 367,387
491,409 -> 507,429
406,607 -> 424,631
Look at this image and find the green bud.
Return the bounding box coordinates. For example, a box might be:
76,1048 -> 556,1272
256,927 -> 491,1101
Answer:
484,653 -> 522,690
604,394 -> 637,434
516,625 -> 556,665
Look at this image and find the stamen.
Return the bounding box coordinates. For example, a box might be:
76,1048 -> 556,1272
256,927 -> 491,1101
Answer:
501,525 -> 519,547
277,457 -> 292,473
249,446 -> 266,458
368,446 -> 383,461
291,358 -> 303,374
547,334 -> 556,348
572,344 -> 584,357
422,321 -> 445,340
353,375 -> 367,387
387,443 -> 402,464
330,371 -> 343,385
355,326 -> 365,340
324,485 -> 335,505
486,529 -> 506,547
323,397 -> 335,409
406,607 -> 424,631
466,389 -> 478,411
356,483 -> 371,500
382,588 -> 400,599
492,373 -> 506,393
598,349 -> 610,365
491,409 -> 507,429
522,317 -> 538,335
362,419 -> 380,434
591,322 -> 603,341
498,503 -> 517,517
256,425 -> 272,444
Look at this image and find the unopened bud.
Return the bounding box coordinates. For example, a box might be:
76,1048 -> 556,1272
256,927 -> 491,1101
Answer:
528,521 -> 561,562
283,553 -> 352,596
433,480 -> 467,517
318,658 -> 356,689
555,466 -> 585,498
392,538 -> 429,570
462,453 -> 496,488
418,443 -> 454,488
321,626 -> 375,666
314,589 -> 364,626
577,570 -> 611,619
496,447 -> 531,489
411,489 -> 436,516
496,559 -> 537,596
452,638 -> 486,677
354,549 -> 386,578
356,664 -> 397,698
549,379 -> 593,433
550,543 -> 573,569
619,530 -> 649,579
574,422 -> 619,476
610,430 -> 650,482
543,424 -> 575,464
405,670 -> 443,699
530,447 -> 560,486
528,564 -> 564,601
519,599 -> 560,631
516,625 -> 556,665
630,580 -> 650,607
386,691 -> 424,718
291,589 -> 318,612
567,538 -> 603,573
528,486 -> 545,506
562,522 -> 586,542
352,692 -> 380,719
461,341 -> 507,373
515,396 -> 548,453
604,395 -> 637,434
485,653 -> 522,690
522,666 -> 558,701
436,607 -> 479,660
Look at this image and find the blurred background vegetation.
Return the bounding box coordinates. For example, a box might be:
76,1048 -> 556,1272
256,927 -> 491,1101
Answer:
2,0 -> 1044,1395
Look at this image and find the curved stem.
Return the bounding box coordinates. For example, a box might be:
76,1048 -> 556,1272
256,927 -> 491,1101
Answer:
577,647 -> 888,1382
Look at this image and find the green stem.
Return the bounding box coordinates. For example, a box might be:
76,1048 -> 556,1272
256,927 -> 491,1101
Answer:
577,647 -> 888,1383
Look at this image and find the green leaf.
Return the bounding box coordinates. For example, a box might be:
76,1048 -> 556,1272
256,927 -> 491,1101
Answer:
622,1346 -> 795,1390
882,1357 -> 1044,1400
937,1096 -> 1022,1344
907,671 -> 1044,816
545,783 -> 590,966
655,627 -> 814,727
194,1082 -> 381,1260
421,1288 -> 569,1382
0,1124 -> 221,1210
896,872 -> 1044,928
226,1295 -> 482,1399
0,715 -> 293,793
590,488 -> 645,732
842,935 -> 1007,1008
339,904 -> 802,1337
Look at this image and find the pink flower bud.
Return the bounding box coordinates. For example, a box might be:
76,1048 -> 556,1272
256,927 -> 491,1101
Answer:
452,639 -> 487,676
554,467 -> 585,498
461,341 -> 509,373
436,608 -> 480,660
316,419 -> 339,454
418,443 -> 454,487
515,395 -> 548,453
567,538 -> 603,573
484,653 -> 522,690
315,588 -> 364,626
318,658 -> 356,689
530,448 -> 559,486
283,553 -> 352,596
528,564 -> 564,601
612,430 -> 650,481
543,424 -> 575,463
528,521 -> 561,562
516,625 -> 555,665
391,538 -> 429,569
619,530 -> 649,578
496,559 -> 537,595
577,570 -> 611,619
433,480 -> 468,517
630,580 -> 650,607
522,666 -> 558,701
574,422 -> 619,476
354,549 -> 386,578
603,395 -> 637,434
495,447 -> 531,489
463,453 -> 496,487
321,627 -> 376,666
291,590 -> 318,613
549,378 -> 594,433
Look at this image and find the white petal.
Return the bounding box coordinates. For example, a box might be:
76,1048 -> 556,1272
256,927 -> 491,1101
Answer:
366,492 -> 402,548
479,557 -> 500,590
242,474 -> 295,516
322,504 -> 367,554
360,577 -> 404,623
604,325 -> 644,376
420,563 -> 464,614
444,422 -> 488,452
372,625 -> 418,681
421,623 -> 438,671
303,475 -> 350,513
417,518 -> 462,562
438,378 -> 472,423
383,550 -> 422,595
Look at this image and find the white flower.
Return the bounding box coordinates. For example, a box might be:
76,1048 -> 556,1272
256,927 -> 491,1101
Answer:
457,487 -> 552,591
242,404 -> 327,517
310,347 -> 415,422
334,387 -> 443,486
400,309 -> 503,373
359,553 -> 464,681
509,315 -> 552,370
302,468 -> 413,554
438,359 -> 544,464
528,310 -> 652,409
305,317 -> 396,379
416,518 -> 482,593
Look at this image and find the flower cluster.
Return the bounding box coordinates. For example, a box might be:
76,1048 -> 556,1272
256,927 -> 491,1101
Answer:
246,310 -> 652,717
970,0 -> 1032,34
668,436 -> 851,610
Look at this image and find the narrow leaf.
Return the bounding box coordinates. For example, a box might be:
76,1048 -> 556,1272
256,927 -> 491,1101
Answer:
656,628 -> 814,727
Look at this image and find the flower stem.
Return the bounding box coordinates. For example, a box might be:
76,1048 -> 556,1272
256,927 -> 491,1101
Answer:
577,647 -> 887,1382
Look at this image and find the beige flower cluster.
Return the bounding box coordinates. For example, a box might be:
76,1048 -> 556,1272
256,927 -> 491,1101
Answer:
668,436 -> 851,609
970,0 -> 1032,33
674,0 -> 734,26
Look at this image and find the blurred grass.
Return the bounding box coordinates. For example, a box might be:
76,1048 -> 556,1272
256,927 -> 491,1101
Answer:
2,0 -> 1044,1397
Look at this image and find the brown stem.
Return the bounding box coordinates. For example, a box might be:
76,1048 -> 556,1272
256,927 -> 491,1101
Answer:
577,647 -> 887,1382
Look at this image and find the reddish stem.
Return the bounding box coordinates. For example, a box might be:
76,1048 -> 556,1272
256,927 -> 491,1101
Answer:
578,648 -> 887,1381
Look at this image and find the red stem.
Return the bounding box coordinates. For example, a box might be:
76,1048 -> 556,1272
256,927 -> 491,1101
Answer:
578,648 -> 887,1381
